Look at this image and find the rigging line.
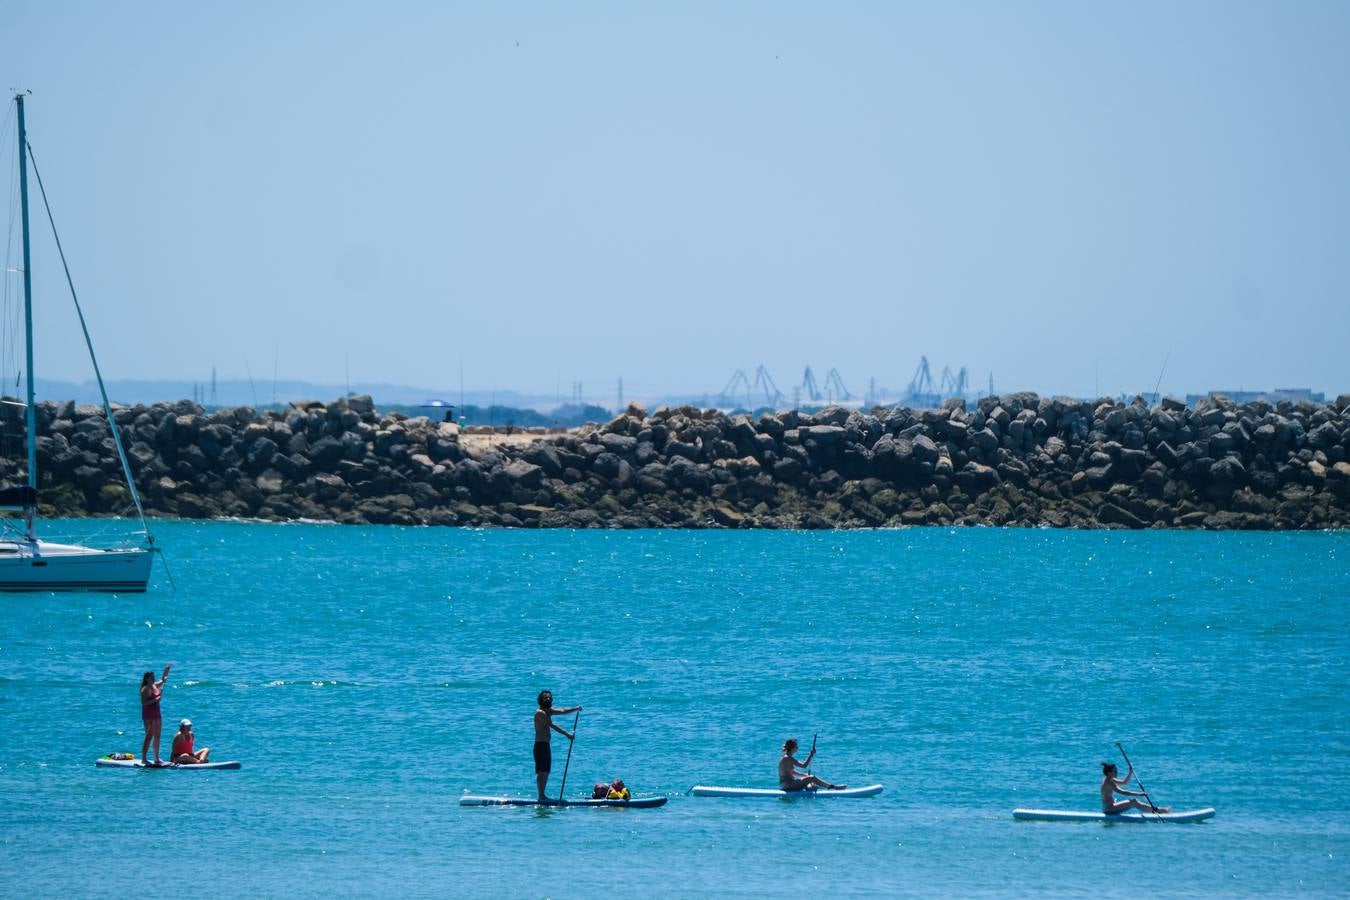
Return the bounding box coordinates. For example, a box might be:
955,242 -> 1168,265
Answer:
4,122 -> 18,385
1151,349 -> 1170,405
22,139 -> 153,544
2,115 -> 21,449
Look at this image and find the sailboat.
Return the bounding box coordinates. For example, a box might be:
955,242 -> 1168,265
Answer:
0,93 -> 154,591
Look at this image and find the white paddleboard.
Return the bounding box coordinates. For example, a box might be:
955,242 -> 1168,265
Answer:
1013,807 -> 1215,823
690,784 -> 884,798
460,794 -> 667,808
95,758 -> 242,770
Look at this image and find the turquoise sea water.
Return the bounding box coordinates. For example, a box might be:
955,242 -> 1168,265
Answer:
1,521 -> 1347,898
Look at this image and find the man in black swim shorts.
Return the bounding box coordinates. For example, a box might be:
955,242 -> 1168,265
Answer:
533,690 -> 581,801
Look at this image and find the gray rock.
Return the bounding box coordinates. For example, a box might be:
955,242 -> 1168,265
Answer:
256,470 -> 285,494
247,436 -> 278,469
522,443 -> 563,476
871,433 -> 896,461
1099,502 -> 1147,529
128,442 -> 157,468
1199,407 -> 1227,428
310,436 -> 344,468
1308,421 -> 1341,448
911,434 -> 939,464
1209,456 -> 1246,483
599,433 -> 638,455
667,456 -> 709,490
593,452 -> 622,479
665,440 -> 699,460
814,406 -> 851,427
969,428 -> 999,452
802,425 -> 846,446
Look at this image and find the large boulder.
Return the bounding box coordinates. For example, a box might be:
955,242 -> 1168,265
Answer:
968,428 -> 999,452
667,456 -> 709,491
521,442 -> 562,476
802,425 -> 846,446
1099,502 -> 1148,529
309,435 -> 344,468
813,406 -> 851,427
1307,421 -> 1342,449
599,433 -> 638,455
910,434 -> 939,464
1209,456 -> 1246,483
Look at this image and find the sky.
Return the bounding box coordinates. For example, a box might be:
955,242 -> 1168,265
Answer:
2,1 -> 1347,406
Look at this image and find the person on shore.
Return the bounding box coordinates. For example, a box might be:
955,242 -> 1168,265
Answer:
778,737 -> 844,791
140,664 -> 171,765
534,690 -> 581,801
1100,762 -> 1169,814
170,719 -> 210,765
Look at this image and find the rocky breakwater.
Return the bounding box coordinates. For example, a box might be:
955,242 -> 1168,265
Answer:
3,392 -> 1349,530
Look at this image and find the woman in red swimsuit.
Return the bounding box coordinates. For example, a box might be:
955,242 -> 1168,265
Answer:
171,719 -> 210,764
140,663 -> 171,765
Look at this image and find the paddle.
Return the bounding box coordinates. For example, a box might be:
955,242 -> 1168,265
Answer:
1116,742 -> 1164,821
557,710 -> 580,804
808,733 -> 817,772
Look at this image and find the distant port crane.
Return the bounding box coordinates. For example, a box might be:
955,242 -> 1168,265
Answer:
717,365 -> 785,409
938,366 -> 969,399
799,366 -> 822,404
716,358 -> 969,411
822,368 -> 855,403
904,357 -> 941,408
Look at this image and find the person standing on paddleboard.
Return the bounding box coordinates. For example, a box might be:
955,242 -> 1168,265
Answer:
779,737 -> 844,791
534,690 -> 581,801
1101,762 -> 1169,814
139,663 -> 171,766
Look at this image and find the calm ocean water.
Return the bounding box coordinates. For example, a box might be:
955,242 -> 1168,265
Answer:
1,520 -> 1346,897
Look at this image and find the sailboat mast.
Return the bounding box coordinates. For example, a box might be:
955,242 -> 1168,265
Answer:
16,93 -> 37,540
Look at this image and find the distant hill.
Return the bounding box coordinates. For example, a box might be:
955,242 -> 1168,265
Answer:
34,377 -> 563,410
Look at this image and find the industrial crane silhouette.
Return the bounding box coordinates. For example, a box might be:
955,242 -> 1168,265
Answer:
795,366 -> 855,405
938,366 -> 969,399
822,368 -> 855,403
799,366 -> 822,403
717,365 -> 785,409
904,357 -> 939,407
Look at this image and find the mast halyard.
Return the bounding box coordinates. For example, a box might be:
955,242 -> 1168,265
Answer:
16,93 -> 37,540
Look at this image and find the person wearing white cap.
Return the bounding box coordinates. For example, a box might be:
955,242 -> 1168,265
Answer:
170,719 -> 210,764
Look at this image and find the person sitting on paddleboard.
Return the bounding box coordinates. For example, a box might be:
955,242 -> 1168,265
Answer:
778,738 -> 844,791
170,719 -> 210,765
534,690 -> 581,802
1101,762 -> 1169,814
140,664 -> 171,766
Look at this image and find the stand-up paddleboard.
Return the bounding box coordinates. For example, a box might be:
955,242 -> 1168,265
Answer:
460,794 -> 667,808
1013,807 -> 1215,823
96,757 -> 242,770
690,784 -> 884,799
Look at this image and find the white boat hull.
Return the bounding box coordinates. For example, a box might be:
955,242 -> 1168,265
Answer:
460,794 -> 667,808
690,784 -> 884,798
1013,807 -> 1216,823
96,758 -> 241,770
0,539 -> 152,591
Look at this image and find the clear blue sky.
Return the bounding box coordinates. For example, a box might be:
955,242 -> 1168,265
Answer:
3,1 -> 1347,404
